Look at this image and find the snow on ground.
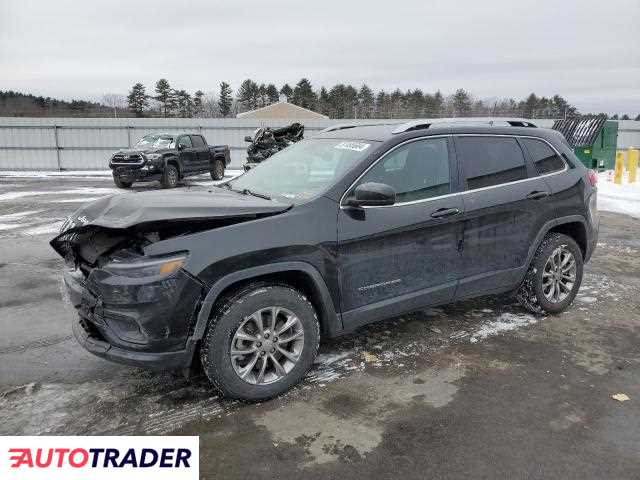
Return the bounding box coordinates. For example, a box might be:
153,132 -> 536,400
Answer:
0,170 -> 113,178
598,169 -> 640,219
469,313 -> 539,343
0,169 -> 244,179
0,187 -> 118,201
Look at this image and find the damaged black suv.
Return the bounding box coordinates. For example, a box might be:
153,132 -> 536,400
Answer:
51,119 -> 598,401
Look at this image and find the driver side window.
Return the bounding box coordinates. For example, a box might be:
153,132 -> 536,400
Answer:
177,136 -> 192,149
357,138 -> 451,203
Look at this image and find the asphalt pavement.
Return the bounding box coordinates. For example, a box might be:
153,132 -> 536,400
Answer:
0,175 -> 638,479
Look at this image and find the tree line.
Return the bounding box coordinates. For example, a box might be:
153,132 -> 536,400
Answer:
1,84 -> 639,120
123,78 -> 638,120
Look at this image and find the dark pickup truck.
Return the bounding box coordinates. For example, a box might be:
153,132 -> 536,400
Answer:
109,133 -> 231,189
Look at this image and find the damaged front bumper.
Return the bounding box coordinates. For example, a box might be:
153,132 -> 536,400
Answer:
63,265 -> 204,370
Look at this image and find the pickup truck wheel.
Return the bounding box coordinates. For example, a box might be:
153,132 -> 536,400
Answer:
210,159 -> 225,181
200,283 -> 320,401
161,164 -> 179,189
112,174 -> 132,189
517,233 -> 583,314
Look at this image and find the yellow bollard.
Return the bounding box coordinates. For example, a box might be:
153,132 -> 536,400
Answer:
628,148 -> 638,183
614,151 -> 624,184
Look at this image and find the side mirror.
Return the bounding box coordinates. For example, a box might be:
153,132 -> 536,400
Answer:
345,182 -> 396,207
177,144 -> 185,151
244,135 -> 253,143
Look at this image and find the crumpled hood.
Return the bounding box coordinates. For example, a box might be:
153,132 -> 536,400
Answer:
57,187 -> 292,233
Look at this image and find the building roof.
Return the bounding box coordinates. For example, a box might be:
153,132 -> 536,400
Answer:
236,100 -> 329,120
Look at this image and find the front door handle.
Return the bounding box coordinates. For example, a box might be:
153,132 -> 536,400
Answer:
431,207 -> 461,219
526,191 -> 549,200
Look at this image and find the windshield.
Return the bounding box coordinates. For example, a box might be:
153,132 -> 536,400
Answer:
228,138 -> 376,202
134,134 -> 174,149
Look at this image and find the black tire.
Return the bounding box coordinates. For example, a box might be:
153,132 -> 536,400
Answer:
161,164 -> 179,189
200,283 -> 320,401
517,233 -> 583,314
112,174 -> 132,189
210,159 -> 225,181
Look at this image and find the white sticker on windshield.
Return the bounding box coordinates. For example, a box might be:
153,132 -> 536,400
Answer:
334,141 -> 370,152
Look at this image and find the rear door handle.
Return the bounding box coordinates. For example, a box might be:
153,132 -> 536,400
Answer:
431,207 -> 461,219
526,191 -> 549,200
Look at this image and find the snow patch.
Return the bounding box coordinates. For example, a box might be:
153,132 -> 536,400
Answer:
597,169 -> 640,219
22,221 -> 64,236
470,312 -> 539,343
577,296 -> 597,304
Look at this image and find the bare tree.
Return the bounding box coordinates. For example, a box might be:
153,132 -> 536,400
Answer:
102,93 -> 126,118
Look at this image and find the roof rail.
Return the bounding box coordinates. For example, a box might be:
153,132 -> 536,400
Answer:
391,118 -> 538,134
319,122 -> 400,134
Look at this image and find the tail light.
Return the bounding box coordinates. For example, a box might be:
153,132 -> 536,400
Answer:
586,169 -> 598,186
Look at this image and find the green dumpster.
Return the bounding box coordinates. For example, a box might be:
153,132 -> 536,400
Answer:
552,115 -> 618,170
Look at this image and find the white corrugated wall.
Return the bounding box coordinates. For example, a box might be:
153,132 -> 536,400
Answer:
0,117 -> 638,170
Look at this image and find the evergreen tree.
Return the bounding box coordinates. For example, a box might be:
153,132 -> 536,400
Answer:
257,84 -> 268,107
635,114 -> 640,121
237,79 -> 259,110
127,82 -> 148,117
451,88 -> 472,116
292,78 -> 316,109
279,83 -> 293,100
358,84 -> 375,118
317,87 -> 331,116
218,82 -> 233,117
175,90 -> 193,117
266,84 -> 279,104
155,78 -> 172,117
193,90 -> 204,117
376,90 -> 388,118
621,114 -> 630,120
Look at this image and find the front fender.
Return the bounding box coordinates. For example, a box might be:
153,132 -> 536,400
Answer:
192,261 -> 342,340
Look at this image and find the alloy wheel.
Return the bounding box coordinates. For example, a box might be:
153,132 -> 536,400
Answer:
230,307 -> 305,385
542,245 -> 576,303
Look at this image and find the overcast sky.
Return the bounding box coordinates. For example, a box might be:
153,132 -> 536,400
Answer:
1,0 -> 638,114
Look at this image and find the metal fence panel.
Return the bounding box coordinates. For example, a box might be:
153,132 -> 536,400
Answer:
1,117 -> 638,171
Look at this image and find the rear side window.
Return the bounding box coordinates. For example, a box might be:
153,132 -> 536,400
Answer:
457,136 -> 527,189
191,135 -> 205,148
357,137 -> 450,203
521,138 -> 565,175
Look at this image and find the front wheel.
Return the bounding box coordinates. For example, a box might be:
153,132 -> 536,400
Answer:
517,233 -> 583,314
112,174 -> 132,189
161,164 -> 179,189
210,159 -> 225,181
200,283 -> 320,401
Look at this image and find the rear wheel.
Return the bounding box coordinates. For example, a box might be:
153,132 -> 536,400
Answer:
517,233 -> 583,314
112,174 -> 132,189
210,159 -> 225,181
161,164 -> 179,188
200,283 -> 320,401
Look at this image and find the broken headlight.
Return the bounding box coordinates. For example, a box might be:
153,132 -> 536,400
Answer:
102,251 -> 188,279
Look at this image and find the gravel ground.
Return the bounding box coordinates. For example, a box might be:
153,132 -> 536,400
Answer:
0,176 -> 639,479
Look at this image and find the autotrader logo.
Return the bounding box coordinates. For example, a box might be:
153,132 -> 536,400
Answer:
1,436 -> 198,479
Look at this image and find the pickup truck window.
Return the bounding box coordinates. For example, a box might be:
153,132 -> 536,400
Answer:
177,136 -> 192,149
134,135 -> 174,149
191,135 -> 205,148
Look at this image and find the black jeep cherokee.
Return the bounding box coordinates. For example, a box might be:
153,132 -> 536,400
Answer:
110,133 -> 230,189
52,120 -> 598,401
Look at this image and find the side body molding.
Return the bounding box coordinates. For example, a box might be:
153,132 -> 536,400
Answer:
191,261 -> 342,341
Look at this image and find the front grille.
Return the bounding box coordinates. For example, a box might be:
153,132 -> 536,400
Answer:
111,153 -> 144,165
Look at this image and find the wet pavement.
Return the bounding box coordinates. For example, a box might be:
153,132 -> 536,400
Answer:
1,176 -> 639,479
